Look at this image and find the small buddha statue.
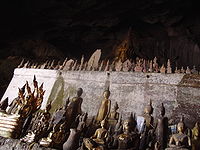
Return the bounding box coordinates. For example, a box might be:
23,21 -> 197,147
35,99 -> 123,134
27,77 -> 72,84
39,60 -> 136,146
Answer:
167,118 -> 191,150
113,113 -> 140,150
91,119 -> 108,145
109,102 -> 119,121
108,102 -> 119,128
96,90 -> 111,123
191,122 -> 200,150
51,123 -> 66,146
70,88 -> 83,115
155,103 -> 168,150
65,88 -> 84,130
143,100 -> 154,131
40,123 -> 66,149
39,125 -> 57,147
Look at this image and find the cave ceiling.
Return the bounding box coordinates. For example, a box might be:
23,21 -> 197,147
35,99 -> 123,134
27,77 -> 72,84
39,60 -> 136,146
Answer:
0,0 -> 200,66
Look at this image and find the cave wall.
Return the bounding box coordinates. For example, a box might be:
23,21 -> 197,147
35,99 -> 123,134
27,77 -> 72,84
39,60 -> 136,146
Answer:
1,0 -> 200,100
2,68 -> 200,127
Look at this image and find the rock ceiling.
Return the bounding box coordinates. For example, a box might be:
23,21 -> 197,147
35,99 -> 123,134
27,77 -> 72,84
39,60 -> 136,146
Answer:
0,0 -> 200,65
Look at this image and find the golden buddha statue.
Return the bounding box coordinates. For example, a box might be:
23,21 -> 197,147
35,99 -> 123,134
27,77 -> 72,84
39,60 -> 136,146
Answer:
51,123 -> 66,147
167,119 -> 191,150
113,113 -> 139,150
82,119 -> 108,150
70,88 -> 83,115
96,90 -> 111,123
191,122 -> 200,150
91,119 -> 108,145
36,122 -> 64,147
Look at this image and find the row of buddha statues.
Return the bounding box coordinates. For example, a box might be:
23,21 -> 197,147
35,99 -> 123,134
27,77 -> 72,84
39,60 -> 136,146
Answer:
0,79 -> 200,150
17,49 -> 199,74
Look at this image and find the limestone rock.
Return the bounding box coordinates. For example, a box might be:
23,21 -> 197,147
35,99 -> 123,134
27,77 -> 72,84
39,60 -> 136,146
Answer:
63,59 -> 74,71
87,49 -> 101,71
115,60 -> 123,71
122,59 -> 132,72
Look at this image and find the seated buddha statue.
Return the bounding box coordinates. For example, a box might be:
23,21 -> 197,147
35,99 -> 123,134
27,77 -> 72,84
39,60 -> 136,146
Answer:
39,125 -> 57,147
113,113 -> 140,150
83,119 -> 108,150
166,118 -> 191,150
91,119 -> 108,145
108,102 -> 120,131
40,123 -> 66,149
108,102 -> 119,121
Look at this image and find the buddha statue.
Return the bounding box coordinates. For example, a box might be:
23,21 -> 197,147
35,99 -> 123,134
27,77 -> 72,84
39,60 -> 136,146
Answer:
143,100 -> 154,130
155,103 -> 168,150
65,88 -> 84,130
41,123 -> 66,149
91,119 -> 108,145
51,123 -> 66,148
70,88 -> 83,115
113,113 -> 140,150
191,122 -> 200,150
167,118 -> 191,150
109,102 -> 119,121
39,125 -> 57,147
108,102 -> 120,131
82,119 -> 108,150
96,90 -> 111,123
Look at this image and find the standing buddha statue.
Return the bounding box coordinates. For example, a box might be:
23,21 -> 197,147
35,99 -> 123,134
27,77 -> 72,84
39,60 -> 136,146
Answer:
96,90 -> 111,123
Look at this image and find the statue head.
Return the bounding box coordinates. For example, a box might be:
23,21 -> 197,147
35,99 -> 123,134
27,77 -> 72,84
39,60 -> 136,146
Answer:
177,122 -> 185,133
100,119 -> 107,128
113,102 -> 119,111
103,90 -> 110,99
77,88 -> 83,97
123,113 -> 137,132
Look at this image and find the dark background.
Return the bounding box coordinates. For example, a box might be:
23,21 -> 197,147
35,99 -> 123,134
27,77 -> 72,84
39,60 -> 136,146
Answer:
0,0 -> 200,97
